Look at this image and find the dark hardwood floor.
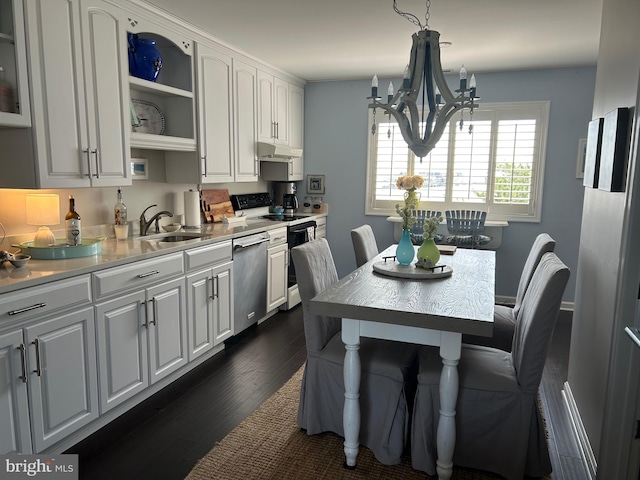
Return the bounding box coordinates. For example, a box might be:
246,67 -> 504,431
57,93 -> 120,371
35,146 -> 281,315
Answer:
67,307 -> 585,480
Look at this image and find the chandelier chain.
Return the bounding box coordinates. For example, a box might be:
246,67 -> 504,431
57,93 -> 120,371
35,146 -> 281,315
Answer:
392,0 -> 426,30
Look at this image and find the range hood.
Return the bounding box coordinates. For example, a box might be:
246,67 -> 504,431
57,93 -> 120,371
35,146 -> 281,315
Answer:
257,142 -> 302,159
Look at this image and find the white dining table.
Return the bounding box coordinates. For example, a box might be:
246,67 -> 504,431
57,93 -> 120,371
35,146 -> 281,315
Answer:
309,245 -> 495,480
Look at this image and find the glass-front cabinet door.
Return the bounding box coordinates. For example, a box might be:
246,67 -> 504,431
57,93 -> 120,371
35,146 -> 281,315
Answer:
0,0 -> 30,127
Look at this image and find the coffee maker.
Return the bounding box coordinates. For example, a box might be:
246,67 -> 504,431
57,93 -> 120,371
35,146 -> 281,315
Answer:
272,182 -> 298,215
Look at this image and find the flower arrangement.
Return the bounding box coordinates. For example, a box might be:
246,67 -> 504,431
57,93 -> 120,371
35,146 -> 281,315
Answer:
423,215 -> 443,239
395,175 -> 425,230
396,175 -> 425,190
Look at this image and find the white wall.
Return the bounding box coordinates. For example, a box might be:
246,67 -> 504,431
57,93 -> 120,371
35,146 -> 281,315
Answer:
566,0 -> 640,476
303,67 -> 596,301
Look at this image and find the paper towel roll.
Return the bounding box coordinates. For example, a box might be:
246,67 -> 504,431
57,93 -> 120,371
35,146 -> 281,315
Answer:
184,190 -> 201,228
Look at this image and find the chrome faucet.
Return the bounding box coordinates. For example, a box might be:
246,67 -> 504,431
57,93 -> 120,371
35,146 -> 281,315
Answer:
139,205 -> 173,236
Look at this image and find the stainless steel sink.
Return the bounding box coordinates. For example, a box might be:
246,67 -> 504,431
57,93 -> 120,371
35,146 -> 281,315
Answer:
158,235 -> 202,243
138,232 -> 213,244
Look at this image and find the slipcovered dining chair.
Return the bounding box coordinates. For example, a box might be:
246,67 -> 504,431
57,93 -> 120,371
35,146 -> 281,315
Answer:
411,252 -> 569,480
444,210 -> 491,248
351,224 -> 379,267
410,210 -> 442,245
463,233 -> 556,351
291,239 -> 419,465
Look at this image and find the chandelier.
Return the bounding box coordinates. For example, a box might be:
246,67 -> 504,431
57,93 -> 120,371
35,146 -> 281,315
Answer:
369,0 -> 478,159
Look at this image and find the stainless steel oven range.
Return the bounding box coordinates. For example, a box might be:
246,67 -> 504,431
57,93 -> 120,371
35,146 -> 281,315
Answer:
231,192 -> 317,310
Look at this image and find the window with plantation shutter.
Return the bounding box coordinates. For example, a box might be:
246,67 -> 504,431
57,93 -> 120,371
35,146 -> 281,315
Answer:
366,101 -> 549,222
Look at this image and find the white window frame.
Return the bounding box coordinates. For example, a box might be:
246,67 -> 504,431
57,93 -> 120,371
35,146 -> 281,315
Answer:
365,101 -> 550,222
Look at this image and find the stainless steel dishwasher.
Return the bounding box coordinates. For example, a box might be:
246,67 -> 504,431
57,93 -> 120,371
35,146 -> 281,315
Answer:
232,232 -> 269,335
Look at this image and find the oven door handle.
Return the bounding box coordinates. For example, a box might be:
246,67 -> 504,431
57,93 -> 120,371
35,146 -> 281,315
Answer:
233,238 -> 269,250
289,225 -> 316,234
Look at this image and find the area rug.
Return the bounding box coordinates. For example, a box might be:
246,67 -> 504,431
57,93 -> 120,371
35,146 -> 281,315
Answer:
186,365 -> 547,479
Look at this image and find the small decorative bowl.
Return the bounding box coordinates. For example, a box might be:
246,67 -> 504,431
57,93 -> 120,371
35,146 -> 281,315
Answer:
162,223 -> 182,233
9,254 -> 31,268
273,207 -> 285,214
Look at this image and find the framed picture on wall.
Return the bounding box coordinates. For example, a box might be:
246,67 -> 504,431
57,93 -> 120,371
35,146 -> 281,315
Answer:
307,174 -> 325,194
598,107 -> 630,192
583,118 -> 603,188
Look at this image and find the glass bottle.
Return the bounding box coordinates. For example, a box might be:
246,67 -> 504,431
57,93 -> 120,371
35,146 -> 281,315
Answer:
114,188 -> 127,225
65,195 -> 82,246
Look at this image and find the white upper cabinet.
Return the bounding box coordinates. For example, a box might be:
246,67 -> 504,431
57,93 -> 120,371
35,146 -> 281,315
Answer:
258,71 -> 289,145
127,16 -> 196,152
0,0 -> 131,188
0,0 -> 31,127
194,43 -> 234,182
233,59 -> 259,182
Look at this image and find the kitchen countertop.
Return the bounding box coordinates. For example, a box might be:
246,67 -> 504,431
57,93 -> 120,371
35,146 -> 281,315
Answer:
0,214 -> 327,295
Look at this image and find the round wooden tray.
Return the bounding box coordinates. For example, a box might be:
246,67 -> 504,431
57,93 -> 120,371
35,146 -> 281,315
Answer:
372,260 -> 453,280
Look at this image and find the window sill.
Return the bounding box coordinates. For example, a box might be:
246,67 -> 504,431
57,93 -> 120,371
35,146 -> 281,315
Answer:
386,216 -> 508,249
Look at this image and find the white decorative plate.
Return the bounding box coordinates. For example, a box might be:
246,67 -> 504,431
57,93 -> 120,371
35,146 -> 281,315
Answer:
132,99 -> 165,135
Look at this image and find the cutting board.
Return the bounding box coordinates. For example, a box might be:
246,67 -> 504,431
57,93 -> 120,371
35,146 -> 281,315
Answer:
201,189 -> 235,223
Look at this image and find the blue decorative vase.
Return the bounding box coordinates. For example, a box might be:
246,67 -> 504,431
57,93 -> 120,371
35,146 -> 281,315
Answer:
128,33 -> 162,82
396,229 -> 415,266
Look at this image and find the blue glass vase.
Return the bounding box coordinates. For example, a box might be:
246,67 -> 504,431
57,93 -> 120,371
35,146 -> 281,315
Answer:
128,33 -> 163,82
396,229 -> 415,266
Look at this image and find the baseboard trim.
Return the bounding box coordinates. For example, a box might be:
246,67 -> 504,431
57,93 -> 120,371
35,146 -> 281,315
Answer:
562,381 -> 597,480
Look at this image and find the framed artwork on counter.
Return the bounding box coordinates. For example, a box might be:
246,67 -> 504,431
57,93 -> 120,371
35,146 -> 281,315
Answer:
131,158 -> 148,180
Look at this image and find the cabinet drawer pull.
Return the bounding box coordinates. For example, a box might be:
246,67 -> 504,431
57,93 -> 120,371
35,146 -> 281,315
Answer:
18,344 -> 27,383
91,148 -> 100,178
84,148 -> 92,177
32,339 -> 42,377
8,303 -> 47,316
148,298 -> 157,326
137,270 -> 160,278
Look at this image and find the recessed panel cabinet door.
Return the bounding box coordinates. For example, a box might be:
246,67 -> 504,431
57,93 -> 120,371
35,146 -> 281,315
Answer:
212,262 -> 233,345
267,243 -> 288,311
24,307 -> 99,452
0,330 -> 31,454
233,59 -> 258,182
196,44 -> 234,183
186,268 -> 214,361
80,0 -> 131,186
147,277 -> 188,384
95,291 -> 148,413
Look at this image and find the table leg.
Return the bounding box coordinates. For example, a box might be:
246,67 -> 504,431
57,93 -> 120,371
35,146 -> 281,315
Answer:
342,319 -> 361,468
436,332 -> 461,480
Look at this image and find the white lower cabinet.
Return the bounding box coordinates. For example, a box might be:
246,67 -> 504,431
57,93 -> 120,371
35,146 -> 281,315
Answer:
186,261 -> 233,360
267,228 -> 288,312
267,243 -> 288,311
0,275 -> 97,454
95,276 -> 188,413
0,330 -> 32,454
185,241 -> 234,361
25,307 -> 99,452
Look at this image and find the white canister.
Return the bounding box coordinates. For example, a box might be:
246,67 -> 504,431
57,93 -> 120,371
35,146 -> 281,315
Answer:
312,197 -> 323,213
302,196 -> 312,213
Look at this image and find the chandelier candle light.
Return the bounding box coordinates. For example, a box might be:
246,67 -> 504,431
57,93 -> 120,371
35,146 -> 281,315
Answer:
368,0 -> 479,159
